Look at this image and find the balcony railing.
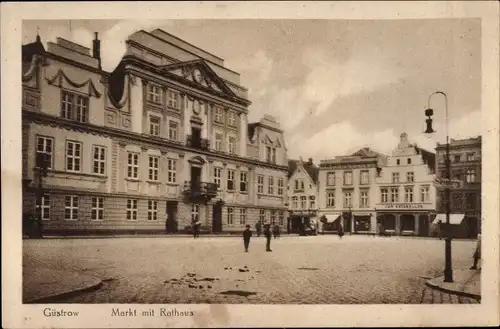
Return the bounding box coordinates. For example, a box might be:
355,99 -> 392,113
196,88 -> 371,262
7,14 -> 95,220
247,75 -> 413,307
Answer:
186,135 -> 209,150
183,181 -> 218,200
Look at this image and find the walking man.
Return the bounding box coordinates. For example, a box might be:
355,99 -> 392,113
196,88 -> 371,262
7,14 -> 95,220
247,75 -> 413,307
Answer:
264,224 -> 272,252
243,224 -> 252,252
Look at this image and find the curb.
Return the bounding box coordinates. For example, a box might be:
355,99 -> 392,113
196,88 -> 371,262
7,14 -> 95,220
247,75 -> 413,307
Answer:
425,276 -> 481,301
24,276 -> 103,304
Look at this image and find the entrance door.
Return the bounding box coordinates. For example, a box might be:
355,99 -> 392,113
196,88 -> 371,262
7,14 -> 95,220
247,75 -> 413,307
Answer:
418,215 -> 429,236
166,201 -> 178,233
190,166 -> 202,194
343,214 -> 352,233
212,203 -> 223,233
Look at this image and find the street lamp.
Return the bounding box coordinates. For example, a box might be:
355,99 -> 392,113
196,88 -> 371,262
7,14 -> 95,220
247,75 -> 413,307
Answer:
425,90 -> 453,283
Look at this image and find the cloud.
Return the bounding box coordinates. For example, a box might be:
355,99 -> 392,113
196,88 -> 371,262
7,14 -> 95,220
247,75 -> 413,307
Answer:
228,49 -> 273,98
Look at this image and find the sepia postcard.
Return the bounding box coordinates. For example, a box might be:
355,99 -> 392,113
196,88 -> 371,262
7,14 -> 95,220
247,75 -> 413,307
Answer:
2,1 -> 499,328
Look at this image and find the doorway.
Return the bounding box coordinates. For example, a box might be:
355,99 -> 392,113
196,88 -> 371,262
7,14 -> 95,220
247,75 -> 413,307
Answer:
190,166 -> 202,193
191,127 -> 201,149
418,215 -> 430,236
212,203 -> 223,233
166,201 -> 178,233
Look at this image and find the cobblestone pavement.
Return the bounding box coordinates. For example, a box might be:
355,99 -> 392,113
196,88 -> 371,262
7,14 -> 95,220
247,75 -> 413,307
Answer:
23,235 -> 479,304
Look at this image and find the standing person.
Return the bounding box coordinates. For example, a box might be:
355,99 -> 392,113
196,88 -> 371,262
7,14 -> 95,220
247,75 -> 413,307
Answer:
470,231 -> 481,270
338,222 -> 344,239
264,224 -> 272,252
242,225 -> 252,252
255,221 -> 262,237
192,219 -> 200,239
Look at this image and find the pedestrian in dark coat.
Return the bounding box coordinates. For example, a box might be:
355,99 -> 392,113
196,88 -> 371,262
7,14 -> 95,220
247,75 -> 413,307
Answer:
264,224 -> 272,252
243,225 -> 252,252
338,223 -> 344,239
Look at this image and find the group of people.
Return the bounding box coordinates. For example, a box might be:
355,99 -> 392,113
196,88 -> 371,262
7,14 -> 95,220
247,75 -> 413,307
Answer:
243,222 -> 276,252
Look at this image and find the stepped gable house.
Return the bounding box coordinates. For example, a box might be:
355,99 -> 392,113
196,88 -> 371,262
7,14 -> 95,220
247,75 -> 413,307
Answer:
22,29 -> 288,235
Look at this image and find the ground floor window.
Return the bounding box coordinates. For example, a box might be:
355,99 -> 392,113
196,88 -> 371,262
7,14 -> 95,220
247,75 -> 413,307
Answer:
270,210 -> 276,225
401,214 -> 415,231
259,209 -> 265,224
36,195 -> 51,220
64,196 -> 79,220
380,214 -> 396,231
126,199 -> 138,220
91,197 -> 104,220
278,211 -> 284,226
227,207 -> 234,225
354,215 -> 371,232
239,208 -> 246,225
191,204 -> 200,222
148,200 -> 158,221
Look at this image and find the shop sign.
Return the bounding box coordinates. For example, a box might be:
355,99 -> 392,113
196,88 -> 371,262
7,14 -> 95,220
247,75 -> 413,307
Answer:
384,203 -> 425,209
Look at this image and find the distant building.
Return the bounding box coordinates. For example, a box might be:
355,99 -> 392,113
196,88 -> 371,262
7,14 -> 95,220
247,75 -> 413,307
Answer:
375,133 -> 436,236
318,148 -> 386,234
22,30 -> 288,235
287,158 -> 319,233
434,136 -> 481,238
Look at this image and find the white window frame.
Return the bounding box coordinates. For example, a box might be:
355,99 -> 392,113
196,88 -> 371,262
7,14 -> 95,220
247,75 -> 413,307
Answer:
149,115 -> 161,136
360,190 -> 369,208
300,196 -> 306,209
392,172 -> 400,183
270,210 -> 276,225
126,199 -> 138,220
405,186 -> 414,202
213,167 -> 222,188
239,208 -> 247,225
214,106 -> 223,123
277,178 -> 284,195
406,172 -> 414,183
167,158 -> 177,183
327,192 -> 335,207
91,197 -> 104,220
390,187 -> 399,203
466,169 -> 476,183
168,121 -> 178,141
227,207 -> 234,225
360,170 -> 369,185
292,196 -> 298,209
147,83 -> 163,104
92,145 -> 106,175
228,111 -> 236,126
240,171 -> 248,192
268,176 -> 274,194
227,169 -> 235,191
61,90 -> 89,123
215,132 -> 223,151
64,195 -> 79,221
257,175 -> 264,194
66,141 -> 82,173
467,153 -> 475,161
36,136 -> 53,170
148,200 -> 158,221
127,152 -> 139,179
259,209 -> 265,223
327,172 -> 335,186
36,195 -> 51,220
191,204 -> 200,222
380,188 -> 389,203
167,89 -> 179,109
343,191 -> 352,208
310,196 -> 316,209
420,186 -> 430,203
148,155 -> 159,181
344,171 -> 353,185
228,136 -> 236,154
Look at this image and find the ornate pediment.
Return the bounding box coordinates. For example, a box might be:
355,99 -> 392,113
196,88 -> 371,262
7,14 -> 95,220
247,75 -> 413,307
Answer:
46,69 -> 101,98
160,60 -> 236,97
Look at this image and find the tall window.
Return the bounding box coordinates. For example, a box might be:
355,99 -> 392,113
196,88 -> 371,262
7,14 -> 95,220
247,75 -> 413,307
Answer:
61,91 -> 89,123
66,141 -> 82,172
240,172 -> 248,192
167,159 -> 177,183
257,175 -> 264,194
277,178 -> 284,196
228,136 -> 236,154
310,196 -> 316,209
392,172 -> 400,183
406,172 -> 414,183
466,169 -> 476,183
214,107 -> 223,123
64,196 -> 79,220
35,195 -> 51,220
126,199 -> 138,220
127,152 -> 139,179
327,172 -> 336,186
292,197 -> 298,209
343,191 -> 352,208
167,90 -> 179,109
390,187 -> 399,203
259,209 -> 265,223
148,201 -> 158,221
213,167 -> 222,188
360,170 -> 369,185
239,208 -> 247,225
404,187 -> 414,202
191,204 -> 200,222
272,148 -> 276,164
227,169 -> 235,191
168,121 -> 178,141
149,116 -> 160,136
215,133 -> 223,151
148,156 -> 159,181
36,136 -> 53,170
279,211 -> 284,226
266,146 -> 277,164
300,196 -> 307,209
396,159 -> 400,165
147,83 -> 163,104
91,197 -> 104,220
268,176 -> 274,194
92,146 -> 106,175
420,186 -> 430,202
407,158 -> 412,165
360,191 -> 369,208
380,188 -> 388,203
270,210 -> 276,225
227,207 -> 234,225
344,171 -> 353,185
228,111 -> 236,126
327,192 -> 335,207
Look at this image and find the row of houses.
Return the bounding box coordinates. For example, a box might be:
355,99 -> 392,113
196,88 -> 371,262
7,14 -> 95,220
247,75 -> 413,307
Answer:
287,133 -> 482,238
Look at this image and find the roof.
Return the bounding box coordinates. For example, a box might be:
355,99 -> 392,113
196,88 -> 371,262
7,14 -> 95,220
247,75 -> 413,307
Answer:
22,35 -> 45,62
414,145 -> 436,173
288,158 -> 319,184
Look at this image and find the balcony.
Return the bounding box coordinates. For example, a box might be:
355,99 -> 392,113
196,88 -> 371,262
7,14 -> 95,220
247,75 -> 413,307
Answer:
183,181 -> 218,203
186,135 -> 209,151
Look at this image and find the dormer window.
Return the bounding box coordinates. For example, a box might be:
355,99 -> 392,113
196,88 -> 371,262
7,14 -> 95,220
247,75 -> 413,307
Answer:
147,83 -> 163,104
167,90 -> 179,109
61,91 -> 89,123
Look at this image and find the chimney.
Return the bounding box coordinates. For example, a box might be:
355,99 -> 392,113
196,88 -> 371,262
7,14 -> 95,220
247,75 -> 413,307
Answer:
92,32 -> 101,70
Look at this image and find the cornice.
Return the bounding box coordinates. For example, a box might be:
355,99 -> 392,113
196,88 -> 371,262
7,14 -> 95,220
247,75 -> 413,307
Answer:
23,111 -> 288,172
44,52 -> 109,77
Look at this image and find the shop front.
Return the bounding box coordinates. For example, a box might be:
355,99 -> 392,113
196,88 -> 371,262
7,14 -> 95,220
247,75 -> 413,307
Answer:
289,210 -> 317,234
375,202 -> 435,236
319,213 -> 342,233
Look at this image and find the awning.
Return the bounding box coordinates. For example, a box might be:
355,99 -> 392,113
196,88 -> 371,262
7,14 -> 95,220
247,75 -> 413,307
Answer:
433,214 -> 465,225
322,213 -> 342,223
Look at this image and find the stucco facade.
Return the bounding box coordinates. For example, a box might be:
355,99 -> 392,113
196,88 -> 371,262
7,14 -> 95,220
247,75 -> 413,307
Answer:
22,30 -> 288,235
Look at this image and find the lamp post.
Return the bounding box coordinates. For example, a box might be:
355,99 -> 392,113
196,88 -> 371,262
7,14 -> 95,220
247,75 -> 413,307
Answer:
425,90 -> 453,283
348,205 -> 353,235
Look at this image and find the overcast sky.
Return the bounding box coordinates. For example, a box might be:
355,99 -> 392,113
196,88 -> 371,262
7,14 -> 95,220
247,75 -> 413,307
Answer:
23,19 -> 482,161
